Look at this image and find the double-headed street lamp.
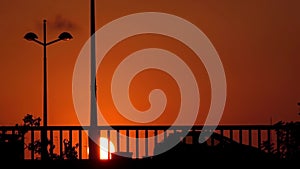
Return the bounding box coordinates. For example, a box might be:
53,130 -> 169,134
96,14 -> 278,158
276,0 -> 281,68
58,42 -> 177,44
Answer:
24,19 -> 73,159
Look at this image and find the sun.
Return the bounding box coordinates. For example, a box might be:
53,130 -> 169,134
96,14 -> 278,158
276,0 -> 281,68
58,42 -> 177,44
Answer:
87,137 -> 116,160
100,137 -> 115,160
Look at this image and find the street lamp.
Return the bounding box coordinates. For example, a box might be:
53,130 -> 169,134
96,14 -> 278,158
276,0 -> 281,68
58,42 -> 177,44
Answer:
24,19 -> 73,160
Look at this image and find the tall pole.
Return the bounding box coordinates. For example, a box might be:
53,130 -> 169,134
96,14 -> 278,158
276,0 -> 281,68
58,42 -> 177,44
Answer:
24,20 -> 73,160
43,19 -> 47,129
88,0 -> 100,160
41,19 -> 48,160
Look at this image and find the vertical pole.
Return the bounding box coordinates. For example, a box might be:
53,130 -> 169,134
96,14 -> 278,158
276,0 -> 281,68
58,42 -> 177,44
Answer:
43,19 -> 47,129
41,19 -> 48,160
88,0 -> 100,160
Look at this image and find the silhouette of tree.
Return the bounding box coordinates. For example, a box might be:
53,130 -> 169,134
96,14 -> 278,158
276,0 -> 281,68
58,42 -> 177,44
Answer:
2,114 -> 79,160
62,139 -> 79,160
0,113 -> 40,160
261,103 -> 300,159
262,121 -> 300,159
22,114 -> 41,127
20,114 -> 79,160
5,114 -> 41,140
28,138 -> 79,160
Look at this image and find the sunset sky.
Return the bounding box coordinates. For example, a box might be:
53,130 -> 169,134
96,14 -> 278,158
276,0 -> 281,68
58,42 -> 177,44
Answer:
0,0 -> 299,126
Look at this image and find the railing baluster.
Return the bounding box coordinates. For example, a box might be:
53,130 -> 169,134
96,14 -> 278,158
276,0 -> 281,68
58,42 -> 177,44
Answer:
126,130 -> 129,153
78,129 -> 82,160
116,130 -> 120,153
69,129 -> 72,146
135,130 -> 139,159
50,130 -> 53,156
154,130 -> 158,146
248,129 -> 252,146
267,129 -> 271,153
59,129 -> 63,157
258,129 -> 261,149
239,129 -> 243,144
145,130 -> 148,157
31,129 -> 34,160
164,130 -> 167,141
108,130 -> 111,159
39,129 -> 42,158
220,129 -> 224,144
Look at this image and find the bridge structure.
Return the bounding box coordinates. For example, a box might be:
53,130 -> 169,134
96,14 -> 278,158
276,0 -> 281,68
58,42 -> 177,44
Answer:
0,125 -> 283,161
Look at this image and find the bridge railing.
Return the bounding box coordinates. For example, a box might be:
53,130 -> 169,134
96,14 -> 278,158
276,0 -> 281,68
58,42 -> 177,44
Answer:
0,125 -> 282,160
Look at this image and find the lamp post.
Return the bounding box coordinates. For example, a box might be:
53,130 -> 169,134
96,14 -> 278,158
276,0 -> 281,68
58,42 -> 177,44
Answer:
24,20 -> 72,160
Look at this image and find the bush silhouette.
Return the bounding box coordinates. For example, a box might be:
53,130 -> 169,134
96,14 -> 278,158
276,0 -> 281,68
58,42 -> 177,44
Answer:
1,114 -> 79,160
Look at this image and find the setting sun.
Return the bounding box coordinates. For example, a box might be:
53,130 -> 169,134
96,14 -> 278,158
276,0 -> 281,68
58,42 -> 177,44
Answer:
87,137 -> 116,160
100,137 -> 115,160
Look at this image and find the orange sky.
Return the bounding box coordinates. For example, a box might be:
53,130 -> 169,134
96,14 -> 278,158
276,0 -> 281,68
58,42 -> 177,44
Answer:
0,0 -> 299,126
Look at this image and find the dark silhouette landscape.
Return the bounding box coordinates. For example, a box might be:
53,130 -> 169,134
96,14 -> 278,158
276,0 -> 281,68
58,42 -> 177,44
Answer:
0,1 -> 299,168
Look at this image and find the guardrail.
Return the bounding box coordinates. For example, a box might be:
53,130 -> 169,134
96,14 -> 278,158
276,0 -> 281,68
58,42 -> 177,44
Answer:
0,125 -> 282,160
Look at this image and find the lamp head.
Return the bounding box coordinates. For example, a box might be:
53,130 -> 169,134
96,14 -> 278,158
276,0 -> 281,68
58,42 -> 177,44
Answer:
24,32 -> 38,41
58,32 -> 73,41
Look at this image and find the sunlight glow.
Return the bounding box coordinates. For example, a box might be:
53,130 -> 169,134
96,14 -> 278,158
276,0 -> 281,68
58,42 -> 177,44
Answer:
100,137 -> 115,159
87,137 -> 116,160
